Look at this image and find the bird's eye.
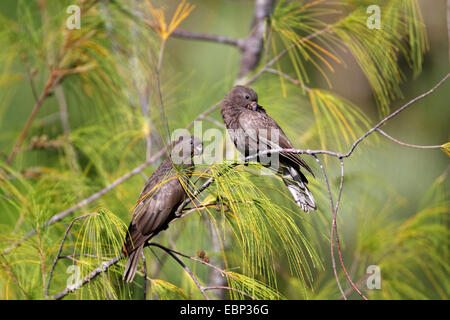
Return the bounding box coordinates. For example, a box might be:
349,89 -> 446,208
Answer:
245,95 -> 250,100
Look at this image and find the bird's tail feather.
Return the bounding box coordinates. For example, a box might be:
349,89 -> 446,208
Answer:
282,166 -> 316,213
123,245 -> 143,283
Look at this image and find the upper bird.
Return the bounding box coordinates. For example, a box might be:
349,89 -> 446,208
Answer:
122,135 -> 202,283
221,85 -> 316,213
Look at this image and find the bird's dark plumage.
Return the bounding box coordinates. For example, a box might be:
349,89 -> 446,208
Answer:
122,135 -> 202,282
221,85 -> 316,212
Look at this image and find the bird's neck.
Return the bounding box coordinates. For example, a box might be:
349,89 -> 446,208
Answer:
221,104 -> 244,129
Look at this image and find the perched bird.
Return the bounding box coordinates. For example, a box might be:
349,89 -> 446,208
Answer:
122,135 -> 203,282
221,85 -> 316,213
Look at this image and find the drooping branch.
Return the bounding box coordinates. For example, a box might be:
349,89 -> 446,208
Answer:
376,129 -> 443,149
330,157 -> 367,300
146,242 -> 210,300
311,155 -> 348,300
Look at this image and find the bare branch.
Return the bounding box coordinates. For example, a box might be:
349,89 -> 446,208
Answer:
312,155 -> 347,300
333,158 -> 368,300
169,28 -> 244,50
265,67 -> 312,92
342,73 -> 450,158
243,73 -> 450,162
146,242 -> 210,300
376,129 -> 443,149
142,18 -> 244,49
51,255 -> 122,300
239,74 -> 449,299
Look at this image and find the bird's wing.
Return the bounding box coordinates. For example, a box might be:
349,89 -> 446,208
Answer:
238,109 -> 314,177
133,173 -> 185,234
125,164 -> 187,252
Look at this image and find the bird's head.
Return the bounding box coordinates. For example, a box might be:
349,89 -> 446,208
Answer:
224,85 -> 259,111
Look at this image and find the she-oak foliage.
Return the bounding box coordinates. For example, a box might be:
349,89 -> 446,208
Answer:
0,0 -> 447,300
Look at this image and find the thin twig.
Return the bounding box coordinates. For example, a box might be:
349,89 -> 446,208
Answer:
243,73 -> 449,162
1,147 -> 168,255
342,73 -> 450,158
6,70 -> 59,165
145,19 -> 244,50
51,254 -> 123,300
45,212 -> 96,298
333,158 -> 367,300
173,164 -> 238,217
340,273 -> 371,300
265,67 -> 311,92
171,29 -> 244,49
147,242 -> 210,300
376,129 -> 443,149
312,155 -> 347,299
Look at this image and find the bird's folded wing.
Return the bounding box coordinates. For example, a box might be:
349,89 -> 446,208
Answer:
238,110 -> 314,177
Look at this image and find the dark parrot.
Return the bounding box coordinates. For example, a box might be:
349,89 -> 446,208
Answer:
221,85 -> 316,213
122,135 -> 203,282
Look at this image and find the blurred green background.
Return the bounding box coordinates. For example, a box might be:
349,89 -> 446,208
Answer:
0,0 -> 448,300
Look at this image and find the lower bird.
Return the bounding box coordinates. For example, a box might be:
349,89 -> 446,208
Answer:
221,85 -> 316,213
122,135 -> 202,282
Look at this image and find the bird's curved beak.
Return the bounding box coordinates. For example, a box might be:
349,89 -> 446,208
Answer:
247,101 -> 258,111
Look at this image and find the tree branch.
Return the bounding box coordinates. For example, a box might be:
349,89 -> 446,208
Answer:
51,254 -> 122,300
238,0 -> 275,78
6,70 -> 59,166
240,73 -> 449,299
376,129 -> 443,149
147,242 -> 210,300
45,212 -> 96,298
312,155 -> 347,300
164,27 -> 244,50
243,73 -> 449,162
1,147 -> 168,255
